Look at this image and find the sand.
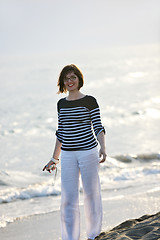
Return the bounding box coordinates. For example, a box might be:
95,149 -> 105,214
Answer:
96,212 -> 160,240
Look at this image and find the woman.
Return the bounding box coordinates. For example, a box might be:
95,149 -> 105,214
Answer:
43,64 -> 106,240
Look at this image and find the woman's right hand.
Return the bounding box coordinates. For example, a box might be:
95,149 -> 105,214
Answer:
42,160 -> 57,173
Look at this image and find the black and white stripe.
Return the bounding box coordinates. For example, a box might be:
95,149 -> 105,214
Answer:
56,95 -> 105,151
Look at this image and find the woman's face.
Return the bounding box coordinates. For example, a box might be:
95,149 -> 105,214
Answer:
63,71 -> 79,92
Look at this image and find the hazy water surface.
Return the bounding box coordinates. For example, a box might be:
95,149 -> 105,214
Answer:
0,45 -> 160,227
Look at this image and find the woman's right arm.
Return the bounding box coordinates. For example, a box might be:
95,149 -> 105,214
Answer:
42,138 -> 62,172
43,101 -> 63,172
52,138 -> 62,160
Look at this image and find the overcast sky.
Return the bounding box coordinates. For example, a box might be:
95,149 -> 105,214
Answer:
0,0 -> 160,56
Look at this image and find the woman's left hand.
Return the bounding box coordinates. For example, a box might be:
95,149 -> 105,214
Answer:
99,148 -> 107,163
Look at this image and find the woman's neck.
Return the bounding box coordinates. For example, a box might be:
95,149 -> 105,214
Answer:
66,91 -> 85,101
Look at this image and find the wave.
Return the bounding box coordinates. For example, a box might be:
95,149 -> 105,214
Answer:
0,153 -> 160,204
0,171 -> 10,186
113,153 -> 160,163
99,153 -> 160,188
0,181 -> 60,204
0,153 -> 160,229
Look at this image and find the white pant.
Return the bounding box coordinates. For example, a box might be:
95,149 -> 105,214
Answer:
60,147 -> 102,240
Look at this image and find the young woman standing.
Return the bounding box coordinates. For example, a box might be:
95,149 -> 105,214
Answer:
43,64 -> 106,240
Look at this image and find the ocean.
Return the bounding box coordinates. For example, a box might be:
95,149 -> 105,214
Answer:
0,44 -> 160,229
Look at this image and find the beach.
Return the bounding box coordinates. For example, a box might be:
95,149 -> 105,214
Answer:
0,0 -> 160,238
0,187 -> 160,240
0,44 -> 160,239
0,201 -> 159,240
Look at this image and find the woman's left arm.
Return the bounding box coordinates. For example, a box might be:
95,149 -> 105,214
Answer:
97,131 -> 107,163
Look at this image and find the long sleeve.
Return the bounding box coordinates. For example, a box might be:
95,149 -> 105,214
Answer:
90,107 -> 105,137
55,105 -> 63,143
87,96 -> 105,138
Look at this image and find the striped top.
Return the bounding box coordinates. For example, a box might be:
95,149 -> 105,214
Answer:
56,95 -> 105,151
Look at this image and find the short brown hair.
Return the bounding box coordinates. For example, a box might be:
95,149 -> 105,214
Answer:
57,64 -> 84,93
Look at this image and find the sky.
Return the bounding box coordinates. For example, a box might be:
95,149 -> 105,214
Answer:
0,0 -> 160,56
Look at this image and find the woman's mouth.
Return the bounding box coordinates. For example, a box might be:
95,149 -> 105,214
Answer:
68,84 -> 73,87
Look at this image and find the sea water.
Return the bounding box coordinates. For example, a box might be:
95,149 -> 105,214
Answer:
0,45 -> 160,228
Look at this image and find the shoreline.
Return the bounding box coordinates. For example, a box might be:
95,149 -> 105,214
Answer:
0,191 -> 160,240
1,210 -> 160,240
